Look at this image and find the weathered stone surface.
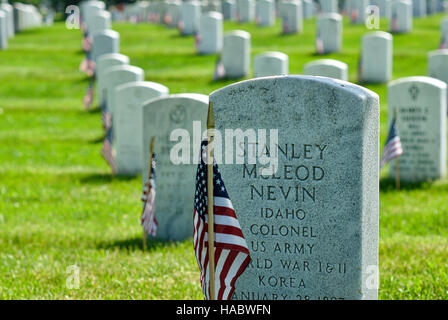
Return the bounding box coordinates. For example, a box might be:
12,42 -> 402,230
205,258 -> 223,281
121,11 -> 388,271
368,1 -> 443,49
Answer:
209,75 -> 379,300
142,94 -> 209,241
388,76 -> 447,182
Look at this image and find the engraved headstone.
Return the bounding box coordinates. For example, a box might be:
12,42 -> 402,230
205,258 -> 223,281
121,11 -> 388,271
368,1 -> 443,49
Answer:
114,81 -> 169,175
209,75 -> 379,300
303,59 -> 348,81
388,77 -> 447,181
197,11 -> 223,54
389,0 -> 413,34
222,30 -> 251,79
256,0 -> 275,27
237,0 -> 255,22
142,94 -> 209,241
360,31 -> 393,83
316,13 -> 342,54
96,53 -> 130,108
180,1 -> 201,36
281,0 -> 303,34
91,29 -> 120,63
254,51 -> 289,77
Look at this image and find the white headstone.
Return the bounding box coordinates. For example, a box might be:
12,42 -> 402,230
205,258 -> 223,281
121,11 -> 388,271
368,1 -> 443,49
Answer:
302,0 -> 315,19
254,51 -> 289,77
256,0 -> 275,27
96,53 -> 130,109
114,81 -> 169,175
237,0 -> 255,22
0,10 -> 7,50
165,0 -> 181,28
388,77 -> 447,181
0,3 -> 14,38
281,0 -> 303,34
316,13 -> 342,54
390,0 -> 413,34
360,31 -> 393,83
222,0 -> 237,20
180,1 -> 201,36
222,30 -> 251,79
91,29 -> 120,63
209,75 -> 379,300
103,65 -> 144,117
428,49 -> 448,111
318,0 -> 338,13
348,0 -> 369,24
142,94 -> 209,241
370,0 -> 390,17
197,11 -> 223,54
304,59 -> 348,81
413,0 -> 427,17
89,10 -> 111,36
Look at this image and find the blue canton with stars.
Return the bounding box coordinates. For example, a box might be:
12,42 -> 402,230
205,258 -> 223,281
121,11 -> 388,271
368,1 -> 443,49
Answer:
194,140 -> 229,221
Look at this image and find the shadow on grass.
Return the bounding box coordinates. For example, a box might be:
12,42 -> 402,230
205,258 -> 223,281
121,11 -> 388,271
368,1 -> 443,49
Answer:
80,173 -> 138,184
97,236 -> 174,252
87,106 -> 101,114
88,134 -> 105,144
380,177 -> 431,193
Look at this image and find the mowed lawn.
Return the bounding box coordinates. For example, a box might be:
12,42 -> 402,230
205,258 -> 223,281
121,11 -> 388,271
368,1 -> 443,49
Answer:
0,15 -> 447,300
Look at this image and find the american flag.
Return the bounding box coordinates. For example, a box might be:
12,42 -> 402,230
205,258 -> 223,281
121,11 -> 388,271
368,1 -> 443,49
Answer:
178,20 -> 184,33
101,127 -> 116,174
83,79 -> 94,110
193,140 -> 251,300
316,29 -> 324,55
141,153 -> 158,236
164,13 -> 172,25
380,116 -> 403,169
80,51 -> 95,78
82,32 -> 92,53
213,55 -> 226,81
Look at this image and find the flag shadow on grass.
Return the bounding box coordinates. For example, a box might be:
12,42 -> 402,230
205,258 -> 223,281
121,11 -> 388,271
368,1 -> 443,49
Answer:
380,177 -> 431,193
80,173 -> 138,184
97,236 -> 173,252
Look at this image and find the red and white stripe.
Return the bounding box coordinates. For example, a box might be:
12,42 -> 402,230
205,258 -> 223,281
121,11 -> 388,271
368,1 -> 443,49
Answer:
380,136 -> 403,168
193,196 -> 250,300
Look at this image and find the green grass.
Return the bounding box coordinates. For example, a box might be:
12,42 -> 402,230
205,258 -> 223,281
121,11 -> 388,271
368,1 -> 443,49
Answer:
0,15 -> 447,300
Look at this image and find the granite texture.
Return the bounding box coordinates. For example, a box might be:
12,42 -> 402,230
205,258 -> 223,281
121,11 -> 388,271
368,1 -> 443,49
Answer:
142,94 -> 209,241
388,76 -> 447,181
209,75 -> 379,300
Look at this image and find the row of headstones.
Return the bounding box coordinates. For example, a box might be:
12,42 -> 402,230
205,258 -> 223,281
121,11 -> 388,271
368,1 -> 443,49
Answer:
0,1 -> 43,50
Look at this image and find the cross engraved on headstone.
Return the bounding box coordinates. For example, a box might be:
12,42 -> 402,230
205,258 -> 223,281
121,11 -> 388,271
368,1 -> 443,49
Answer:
409,84 -> 419,101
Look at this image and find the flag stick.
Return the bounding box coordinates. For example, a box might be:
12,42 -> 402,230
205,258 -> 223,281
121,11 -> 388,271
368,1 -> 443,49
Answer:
143,137 -> 155,251
206,102 -> 216,300
394,108 -> 400,190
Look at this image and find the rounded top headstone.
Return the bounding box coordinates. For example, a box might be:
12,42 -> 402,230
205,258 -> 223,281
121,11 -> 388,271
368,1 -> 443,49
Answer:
225,29 -> 251,39
363,31 -> 393,40
388,76 -> 447,90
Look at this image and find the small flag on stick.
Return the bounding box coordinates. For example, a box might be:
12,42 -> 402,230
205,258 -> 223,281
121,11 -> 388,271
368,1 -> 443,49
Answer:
83,79 -> 94,110
141,137 -> 158,238
101,126 -> 116,174
193,103 -> 251,300
380,113 -> 403,169
213,55 -> 226,81
316,30 -> 324,55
